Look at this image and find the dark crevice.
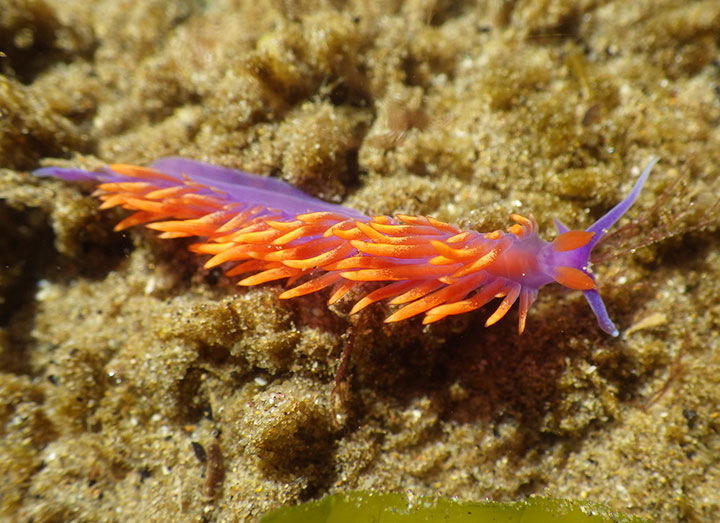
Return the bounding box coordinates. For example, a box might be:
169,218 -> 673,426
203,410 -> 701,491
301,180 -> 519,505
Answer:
0,204 -> 54,326
0,1 -> 96,84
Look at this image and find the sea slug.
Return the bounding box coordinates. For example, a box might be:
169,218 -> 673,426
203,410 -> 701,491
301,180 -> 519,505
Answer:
33,157 -> 658,336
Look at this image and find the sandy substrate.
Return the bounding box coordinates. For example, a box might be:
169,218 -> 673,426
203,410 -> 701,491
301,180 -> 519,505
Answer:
1,0 -> 719,521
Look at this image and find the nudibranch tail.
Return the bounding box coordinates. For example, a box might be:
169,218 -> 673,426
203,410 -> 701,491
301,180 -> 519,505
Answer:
32,157 -> 658,336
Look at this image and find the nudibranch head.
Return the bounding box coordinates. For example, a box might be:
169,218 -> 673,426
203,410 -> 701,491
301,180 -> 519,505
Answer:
538,157 -> 659,336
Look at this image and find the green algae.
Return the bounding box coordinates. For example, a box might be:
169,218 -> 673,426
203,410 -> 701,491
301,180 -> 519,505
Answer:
261,492 -> 649,523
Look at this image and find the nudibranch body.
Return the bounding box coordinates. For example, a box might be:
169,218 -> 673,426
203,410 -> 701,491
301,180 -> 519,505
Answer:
33,157 -> 658,336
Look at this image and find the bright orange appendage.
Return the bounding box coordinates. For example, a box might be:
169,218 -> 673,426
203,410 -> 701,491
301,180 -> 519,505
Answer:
485,284 -> 521,326
421,278 -> 506,324
108,164 -> 180,182
516,290 -> 535,334
551,230 -> 594,252
553,266 -> 596,290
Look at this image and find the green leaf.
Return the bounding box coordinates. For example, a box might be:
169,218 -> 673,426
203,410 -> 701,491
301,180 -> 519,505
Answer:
261,492 -> 649,523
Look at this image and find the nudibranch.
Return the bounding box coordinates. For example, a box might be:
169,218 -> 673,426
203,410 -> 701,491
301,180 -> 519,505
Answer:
33,157 -> 658,336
